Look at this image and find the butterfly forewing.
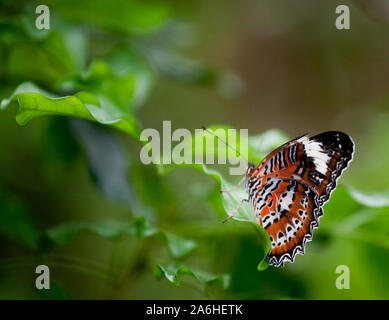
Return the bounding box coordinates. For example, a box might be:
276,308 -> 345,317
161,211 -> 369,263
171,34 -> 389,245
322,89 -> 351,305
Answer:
307,131 -> 354,205
246,131 -> 354,266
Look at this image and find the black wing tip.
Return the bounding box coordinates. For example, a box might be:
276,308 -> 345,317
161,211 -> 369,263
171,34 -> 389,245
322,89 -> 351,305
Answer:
310,131 -> 354,158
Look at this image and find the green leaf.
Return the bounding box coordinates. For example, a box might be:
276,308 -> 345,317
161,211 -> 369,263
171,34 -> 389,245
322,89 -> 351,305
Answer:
163,233 -> 197,260
45,216 -> 196,259
202,165 -> 271,270
0,82 -> 140,138
157,126 -> 288,174
104,49 -> 154,109
320,186 -> 389,249
347,187 -> 389,208
202,165 -> 253,222
154,263 -> 230,288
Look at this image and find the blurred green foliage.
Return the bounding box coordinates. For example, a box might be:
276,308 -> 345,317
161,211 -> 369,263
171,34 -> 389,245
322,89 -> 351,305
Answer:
0,0 -> 389,300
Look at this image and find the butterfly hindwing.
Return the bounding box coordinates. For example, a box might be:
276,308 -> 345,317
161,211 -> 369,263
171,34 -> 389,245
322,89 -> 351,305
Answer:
252,178 -> 322,266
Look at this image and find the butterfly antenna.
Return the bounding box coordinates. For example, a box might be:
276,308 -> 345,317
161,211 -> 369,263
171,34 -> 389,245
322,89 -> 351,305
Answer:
201,126 -> 248,162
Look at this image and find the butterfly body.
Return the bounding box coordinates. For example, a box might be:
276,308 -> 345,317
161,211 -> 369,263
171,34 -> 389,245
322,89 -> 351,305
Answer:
246,131 -> 354,266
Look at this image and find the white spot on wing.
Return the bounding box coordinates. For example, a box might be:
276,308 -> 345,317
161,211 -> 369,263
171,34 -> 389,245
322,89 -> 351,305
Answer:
285,224 -> 296,241
279,191 -> 293,211
302,140 -> 330,175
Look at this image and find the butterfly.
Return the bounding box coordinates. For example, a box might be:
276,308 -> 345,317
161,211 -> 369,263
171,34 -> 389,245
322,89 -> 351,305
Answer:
227,131 -> 354,267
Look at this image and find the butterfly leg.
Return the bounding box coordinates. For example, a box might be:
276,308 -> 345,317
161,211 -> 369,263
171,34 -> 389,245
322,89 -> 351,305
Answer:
220,176 -> 246,193
223,198 -> 249,223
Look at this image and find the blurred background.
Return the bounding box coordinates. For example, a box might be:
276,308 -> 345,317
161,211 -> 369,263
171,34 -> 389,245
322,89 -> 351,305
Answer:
0,0 -> 389,299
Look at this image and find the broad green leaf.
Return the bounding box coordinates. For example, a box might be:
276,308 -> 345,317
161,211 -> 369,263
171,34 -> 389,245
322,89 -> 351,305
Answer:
154,263 -> 230,288
0,82 -> 140,138
156,125 -> 243,175
157,126 -> 289,174
0,81 -> 56,107
202,165 -> 253,222
45,216 -> 196,259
